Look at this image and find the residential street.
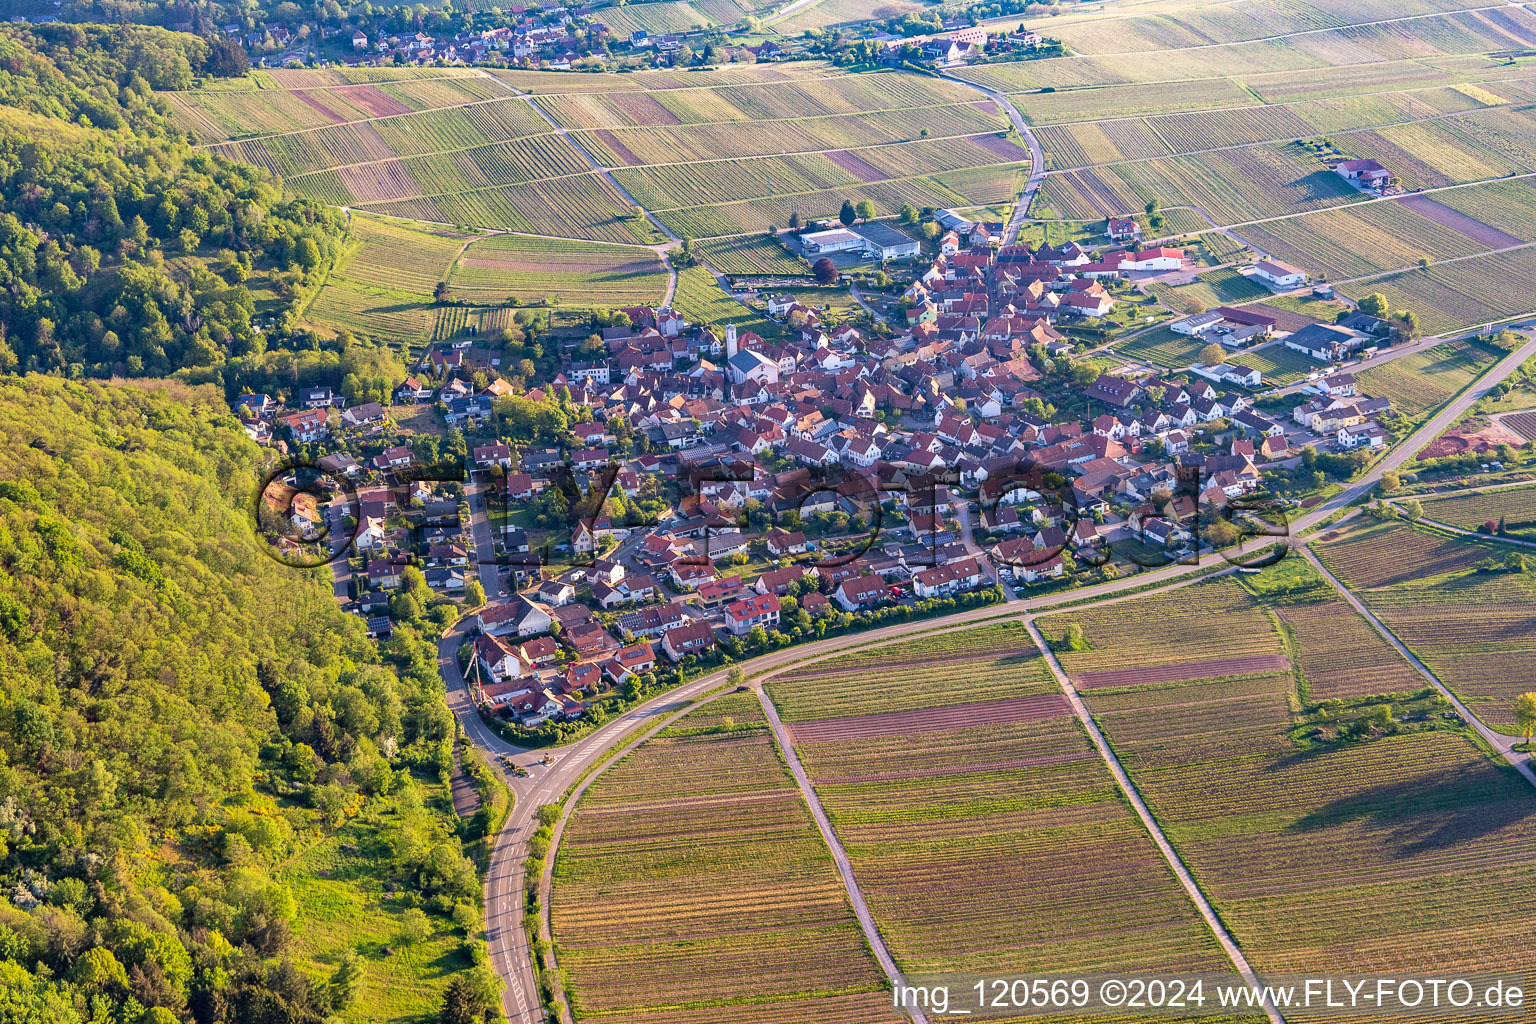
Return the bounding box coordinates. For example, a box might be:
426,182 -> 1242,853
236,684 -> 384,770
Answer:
466,478 -> 511,598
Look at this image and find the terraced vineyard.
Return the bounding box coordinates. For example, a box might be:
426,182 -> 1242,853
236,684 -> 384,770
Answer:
174,62 -> 1028,243
1238,199 -> 1494,281
550,699 -> 901,1023
337,215 -> 472,297
1312,519 -> 1488,589
447,233 -> 668,307
307,281 -> 438,343
306,215 -> 470,341
1038,143 -> 1363,224
1275,595 -> 1427,701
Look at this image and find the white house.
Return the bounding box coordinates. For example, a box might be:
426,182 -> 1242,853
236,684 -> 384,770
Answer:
1122,247 -> 1184,272
476,634 -> 524,682
1252,260 -> 1307,289
1338,421 -> 1387,449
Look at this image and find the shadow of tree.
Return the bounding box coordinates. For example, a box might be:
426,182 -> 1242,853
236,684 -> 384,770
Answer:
1285,763 -> 1536,858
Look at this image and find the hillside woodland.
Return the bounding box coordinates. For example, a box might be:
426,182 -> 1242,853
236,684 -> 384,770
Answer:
0,377 -> 495,1024
0,24 -> 345,379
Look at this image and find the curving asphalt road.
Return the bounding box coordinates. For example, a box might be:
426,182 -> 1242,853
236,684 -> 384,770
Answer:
444,331 -> 1536,1022
940,73 -> 1043,246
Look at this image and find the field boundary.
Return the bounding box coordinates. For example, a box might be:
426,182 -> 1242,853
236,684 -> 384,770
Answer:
753,684 -> 932,1024
1021,618 -> 1288,1024
1301,544 -> 1536,777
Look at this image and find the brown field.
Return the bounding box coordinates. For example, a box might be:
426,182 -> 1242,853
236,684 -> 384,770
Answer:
1394,194 -> 1524,248
1312,520 -> 1487,588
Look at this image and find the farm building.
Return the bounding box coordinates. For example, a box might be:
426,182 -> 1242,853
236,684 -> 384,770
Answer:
855,223 -> 922,260
1336,158 -> 1391,187
1122,247 -> 1184,271
1252,260 -> 1308,289
1285,323 -> 1371,363
801,228 -> 865,254
1172,311 -> 1224,335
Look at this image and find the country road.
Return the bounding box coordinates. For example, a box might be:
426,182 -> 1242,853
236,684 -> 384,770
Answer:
444,331 -> 1536,1022
941,73 -> 1043,246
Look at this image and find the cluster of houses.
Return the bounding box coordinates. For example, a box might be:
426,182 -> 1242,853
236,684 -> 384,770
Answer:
222,3 -> 614,70
249,208 -> 1425,733
900,238 -> 1188,330
1293,372 -> 1393,449
870,23 -> 1048,67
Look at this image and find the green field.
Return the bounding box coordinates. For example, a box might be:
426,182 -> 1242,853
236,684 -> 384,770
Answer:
447,233 -> 668,307
284,785 -> 480,1024
671,266 -> 778,334
1356,337 -> 1501,415
1112,325 -> 1206,368
696,235 -> 810,277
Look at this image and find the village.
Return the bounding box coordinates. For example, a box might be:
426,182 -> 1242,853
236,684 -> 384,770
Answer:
241,209 -> 1418,738
151,0 -> 1055,72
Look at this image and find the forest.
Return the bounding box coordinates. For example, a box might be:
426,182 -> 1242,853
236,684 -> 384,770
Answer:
0,377 -> 499,1024
0,24 -> 345,379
